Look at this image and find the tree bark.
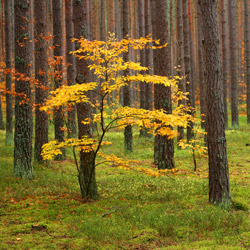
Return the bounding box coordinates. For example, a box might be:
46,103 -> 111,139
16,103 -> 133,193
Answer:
245,0 -> 250,123
228,0 -> 239,127
152,0 -> 174,169
176,0 -> 185,144
144,0 -> 152,112
34,0 -> 48,163
123,0 -> 133,152
183,0 -> 194,142
5,0 -> 13,144
198,0 -> 232,207
73,0 -> 97,199
14,0 -> 33,179
65,0 -> 77,137
53,0 -> 65,160
221,0 -> 228,129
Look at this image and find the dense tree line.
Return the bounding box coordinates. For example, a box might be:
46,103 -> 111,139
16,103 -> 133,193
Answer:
0,0 -> 249,207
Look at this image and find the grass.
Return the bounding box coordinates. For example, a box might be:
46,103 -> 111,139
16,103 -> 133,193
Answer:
1,116 -> 250,249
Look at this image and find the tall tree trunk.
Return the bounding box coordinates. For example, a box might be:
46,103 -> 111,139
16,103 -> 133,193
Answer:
228,0 -> 239,127
176,0 -> 185,144
144,0 -> 152,112
65,0 -> 77,137
34,0 -> 48,163
138,0 -> 146,136
100,0 -> 106,41
245,0 -> 250,123
123,0 -> 133,152
14,0 -> 33,179
73,0 -> 97,199
198,0 -> 232,208
53,0 -> 65,160
0,1 -> 4,131
183,0 -> 194,142
188,0 -> 196,109
5,0 -> 13,144
221,0 -> 228,129
152,0 -> 174,169
114,0 -> 122,41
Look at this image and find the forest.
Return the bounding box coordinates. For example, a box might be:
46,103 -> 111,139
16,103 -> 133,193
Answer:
0,0 -> 250,249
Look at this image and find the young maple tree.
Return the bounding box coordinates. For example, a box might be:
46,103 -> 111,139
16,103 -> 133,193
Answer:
41,35 -> 192,199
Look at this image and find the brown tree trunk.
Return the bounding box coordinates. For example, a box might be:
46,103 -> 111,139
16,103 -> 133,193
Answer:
5,0 -> 13,144
221,0 -> 228,129
144,0 -> 152,112
114,0 -> 122,41
152,0 -> 174,169
138,0 -> 146,136
245,0 -> 250,123
183,0 -> 194,142
228,0 -> 239,127
198,0 -> 232,208
0,1 -> 4,131
197,1 -> 206,130
73,0 -> 97,199
34,0 -> 48,163
176,0 -> 185,144
53,0 -> 65,160
14,0 -> 33,179
123,0 -> 133,152
65,0 -> 77,137
100,0 -> 106,41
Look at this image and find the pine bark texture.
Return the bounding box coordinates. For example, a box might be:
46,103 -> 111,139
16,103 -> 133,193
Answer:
123,0 -> 133,152
198,0 -> 232,207
53,0 -> 65,160
144,0 -> 152,111
73,0 -> 97,199
221,0 -> 228,129
65,0 -> 77,137
138,0 -> 147,136
197,2 -> 206,129
152,0 -> 174,169
5,0 -> 13,145
228,0 -> 239,127
245,0 -> 250,123
34,0 -> 48,162
176,0 -> 185,143
183,0 -> 194,142
14,0 -> 33,179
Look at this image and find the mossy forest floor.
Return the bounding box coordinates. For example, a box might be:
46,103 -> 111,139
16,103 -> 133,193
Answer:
1,116 -> 250,249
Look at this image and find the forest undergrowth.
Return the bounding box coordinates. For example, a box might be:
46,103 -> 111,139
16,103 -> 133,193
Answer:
1,116 -> 250,249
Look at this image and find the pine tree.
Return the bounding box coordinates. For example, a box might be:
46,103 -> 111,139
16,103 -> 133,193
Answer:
14,0 -> 33,179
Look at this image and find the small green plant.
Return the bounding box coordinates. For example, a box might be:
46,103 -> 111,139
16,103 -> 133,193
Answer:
178,125 -> 207,171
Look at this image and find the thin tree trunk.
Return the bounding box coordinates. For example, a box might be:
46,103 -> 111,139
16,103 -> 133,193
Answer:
34,0 -> 48,163
65,0 -> 77,137
198,0 -> 232,207
138,0 -> 146,136
183,0 -> 194,142
144,0 -> 152,112
229,0 -> 239,127
123,0 -> 133,152
0,1 -> 4,130
114,0 -> 122,41
53,0 -> 65,160
5,0 -> 13,144
245,0 -> 250,123
221,0 -> 228,129
14,0 -> 33,179
176,0 -> 185,144
197,1 -> 206,130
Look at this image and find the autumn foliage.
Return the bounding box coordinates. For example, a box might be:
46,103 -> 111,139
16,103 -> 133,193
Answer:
41,35 -> 193,178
